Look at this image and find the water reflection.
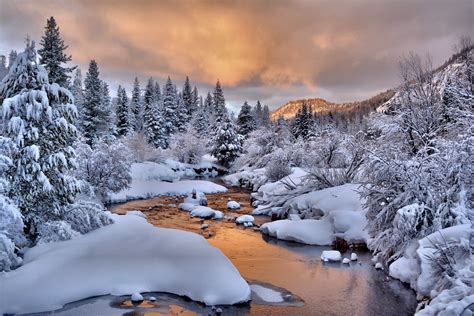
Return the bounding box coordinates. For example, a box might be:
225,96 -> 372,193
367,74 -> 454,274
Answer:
34,188 -> 416,316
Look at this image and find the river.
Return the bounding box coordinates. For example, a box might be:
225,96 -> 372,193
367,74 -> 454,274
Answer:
34,184 -> 417,316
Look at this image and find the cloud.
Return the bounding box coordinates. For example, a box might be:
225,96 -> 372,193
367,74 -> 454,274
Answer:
0,0 -> 471,108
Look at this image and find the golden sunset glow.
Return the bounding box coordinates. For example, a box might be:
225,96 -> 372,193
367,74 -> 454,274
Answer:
1,0 -> 472,108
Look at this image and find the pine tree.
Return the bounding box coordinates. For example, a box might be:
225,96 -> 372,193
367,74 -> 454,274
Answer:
38,17 -> 73,86
82,60 -> 109,145
254,100 -> 263,126
236,101 -> 256,138
99,80 -> 114,136
130,77 -> 142,132
70,69 -> 84,127
143,78 -> 164,148
115,85 -> 130,136
8,50 -> 17,69
213,80 -> 227,122
0,41 -> 80,239
162,77 -> 178,138
292,102 -> 314,140
192,107 -> 210,138
204,91 -> 213,114
182,76 -> 195,115
154,81 -> 161,103
176,92 -> 189,132
262,105 -> 271,127
192,86 -> 199,110
211,114 -> 241,168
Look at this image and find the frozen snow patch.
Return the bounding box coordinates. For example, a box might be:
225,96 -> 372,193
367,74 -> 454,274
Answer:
321,250 -> 342,262
250,284 -> 284,303
227,201 -> 240,210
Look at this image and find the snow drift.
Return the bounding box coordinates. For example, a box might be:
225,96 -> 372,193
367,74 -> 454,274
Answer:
0,213 -> 251,314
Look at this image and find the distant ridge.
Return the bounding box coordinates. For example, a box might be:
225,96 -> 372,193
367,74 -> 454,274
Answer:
270,91 -> 395,121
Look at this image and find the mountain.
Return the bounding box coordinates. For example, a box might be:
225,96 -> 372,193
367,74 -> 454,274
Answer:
270,91 -> 395,121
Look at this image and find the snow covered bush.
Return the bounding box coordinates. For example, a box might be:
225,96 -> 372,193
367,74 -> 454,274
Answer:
75,138 -> 132,200
63,201 -> 112,234
0,233 -> 22,272
363,51 -> 474,265
170,128 -> 206,164
122,132 -> 164,162
37,221 -> 80,244
265,148 -> 292,182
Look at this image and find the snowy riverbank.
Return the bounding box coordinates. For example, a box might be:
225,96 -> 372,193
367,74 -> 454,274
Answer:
0,212 -> 251,314
108,161 -> 227,203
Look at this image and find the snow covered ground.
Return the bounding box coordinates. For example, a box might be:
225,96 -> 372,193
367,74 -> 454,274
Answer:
0,213 -> 251,314
108,161 -> 227,203
260,184 -> 368,245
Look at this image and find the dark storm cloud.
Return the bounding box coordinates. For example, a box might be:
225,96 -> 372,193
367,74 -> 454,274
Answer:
0,0 -> 472,109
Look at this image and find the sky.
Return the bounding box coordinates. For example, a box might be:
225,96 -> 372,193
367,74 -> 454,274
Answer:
0,0 -> 472,112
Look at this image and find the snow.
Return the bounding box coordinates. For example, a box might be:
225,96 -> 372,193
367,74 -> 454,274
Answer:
227,201 -> 240,210
190,206 -> 216,218
201,224 -> 209,229
288,214 -> 301,221
131,293 -> 144,302
250,284 -> 284,303
342,258 -> 351,264
179,202 -> 197,212
0,213 -> 250,314
261,218 -> 334,245
130,161 -> 179,182
350,253 -> 358,261
213,211 -> 224,219
259,184 -> 367,245
109,180 -> 227,203
416,224 -> 472,297
375,263 -> 383,270
321,250 -> 342,262
236,215 -> 255,224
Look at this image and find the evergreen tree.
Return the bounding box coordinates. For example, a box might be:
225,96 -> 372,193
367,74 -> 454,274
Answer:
182,76 -> 195,115
162,77 -> 178,138
292,102 -> 314,140
143,78 -> 164,148
38,16 -> 73,86
254,100 -> 263,126
8,50 -> 17,69
192,107 -> 210,138
192,86 -> 199,110
130,77 -> 142,132
176,92 -> 189,132
115,85 -> 130,136
236,101 -> 256,138
0,41 -> 80,239
211,114 -> 241,168
154,81 -> 161,103
262,105 -> 271,127
82,60 -> 109,145
99,80 -> 114,136
204,91 -> 213,114
213,80 -> 227,122
70,69 -> 84,127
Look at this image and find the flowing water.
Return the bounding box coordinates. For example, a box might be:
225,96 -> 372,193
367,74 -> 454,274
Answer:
33,185 -> 417,316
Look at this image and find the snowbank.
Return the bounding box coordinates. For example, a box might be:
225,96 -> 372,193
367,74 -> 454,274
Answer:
131,161 -> 179,182
109,180 -> 227,203
388,224 -> 473,315
190,206 -> 217,218
0,213 -> 250,314
227,201 -> 241,210
260,184 -> 367,245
